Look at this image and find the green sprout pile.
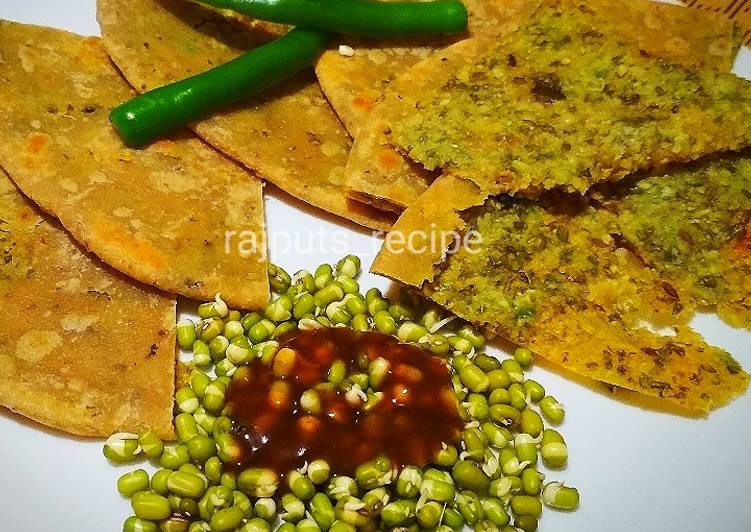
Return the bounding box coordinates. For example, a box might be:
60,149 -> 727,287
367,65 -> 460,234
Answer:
103,256 -> 580,532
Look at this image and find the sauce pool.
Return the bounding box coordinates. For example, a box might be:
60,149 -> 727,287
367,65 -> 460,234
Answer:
225,327 -> 463,476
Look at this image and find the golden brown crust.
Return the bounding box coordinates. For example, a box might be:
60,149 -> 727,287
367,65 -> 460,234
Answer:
0,171 -> 176,438
0,21 -> 269,309
344,38 -> 494,213
593,1 -> 741,73
371,173 -> 487,286
97,0 -> 395,231
315,0 -> 539,137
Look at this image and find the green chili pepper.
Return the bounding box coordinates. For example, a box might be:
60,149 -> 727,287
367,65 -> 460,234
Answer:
198,0 -> 468,38
110,29 -> 332,147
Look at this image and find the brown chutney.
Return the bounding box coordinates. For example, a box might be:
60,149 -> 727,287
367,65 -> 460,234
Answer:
224,327 -> 463,477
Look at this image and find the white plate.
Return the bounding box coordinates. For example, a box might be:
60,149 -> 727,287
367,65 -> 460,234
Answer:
0,2 -> 749,531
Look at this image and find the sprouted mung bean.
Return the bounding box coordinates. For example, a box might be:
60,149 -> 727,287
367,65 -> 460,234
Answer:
105,257 -> 579,531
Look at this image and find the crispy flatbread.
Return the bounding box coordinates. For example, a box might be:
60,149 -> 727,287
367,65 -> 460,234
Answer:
594,1 -> 741,72
347,0 -> 744,212
389,0 -> 751,196
373,152 -> 751,314
97,0 -> 396,231
0,21 -> 269,310
315,0 -> 540,137
0,171 -> 176,438
374,173 -> 748,414
319,0 -> 737,138
345,38 -> 490,213
600,156 -> 751,329
373,172 -> 488,283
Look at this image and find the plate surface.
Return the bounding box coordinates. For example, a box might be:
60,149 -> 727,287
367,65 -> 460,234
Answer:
0,2 -> 750,531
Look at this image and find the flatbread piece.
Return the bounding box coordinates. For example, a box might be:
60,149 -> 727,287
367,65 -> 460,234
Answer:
374,152 -> 751,413
348,0 -> 744,212
389,0 -> 751,196
601,156 -> 751,329
0,21 -> 269,309
315,0 -> 540,137
0,171 -> 176,438
97,0 -> 396,231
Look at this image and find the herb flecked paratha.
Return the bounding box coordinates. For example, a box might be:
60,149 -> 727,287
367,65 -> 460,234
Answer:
373,160 -> 751,414
315,0 -> 540,137
0,21 -> 269,309
0,171 -> 175,438
601,156 -> 751,329
389,0 -> 751,196
347,0 -> 744,212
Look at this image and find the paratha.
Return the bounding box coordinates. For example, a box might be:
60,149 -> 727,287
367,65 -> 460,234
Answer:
344,38 -> 489,213
315,0 -> 540,137
0,21 -> 269,309
347,0 -> 744,212
389,0 -> 751,196
0,170 -> 175,438
97,0 -> 396,231
374,171 -> 749,414
601,156 -> 751,329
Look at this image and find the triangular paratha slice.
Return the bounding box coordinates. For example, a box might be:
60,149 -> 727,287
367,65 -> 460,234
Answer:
347,0 -> 744,212
373,160 -> 751,414
0,171 -> 175,438
0,21 -> 269,309
389,0 -> 751,196
97,0 -> 396,231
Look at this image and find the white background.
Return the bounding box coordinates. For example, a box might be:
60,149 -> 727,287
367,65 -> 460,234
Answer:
0,1 -> 750,531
